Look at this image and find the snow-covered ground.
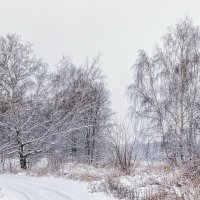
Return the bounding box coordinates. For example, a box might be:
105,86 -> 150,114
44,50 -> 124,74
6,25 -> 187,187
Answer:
0,174 -> 115,200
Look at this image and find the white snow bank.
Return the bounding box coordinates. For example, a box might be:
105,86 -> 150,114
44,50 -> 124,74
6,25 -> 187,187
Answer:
0,174 -> 116,200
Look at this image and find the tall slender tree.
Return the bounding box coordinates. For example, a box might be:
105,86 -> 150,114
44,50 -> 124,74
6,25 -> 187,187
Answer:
128,18 -> 200,163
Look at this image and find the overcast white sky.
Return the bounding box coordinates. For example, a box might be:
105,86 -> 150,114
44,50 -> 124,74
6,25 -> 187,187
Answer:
0,0 -> 200,117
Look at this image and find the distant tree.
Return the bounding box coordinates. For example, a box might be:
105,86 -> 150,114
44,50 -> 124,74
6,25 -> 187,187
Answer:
51,56 -> 113,163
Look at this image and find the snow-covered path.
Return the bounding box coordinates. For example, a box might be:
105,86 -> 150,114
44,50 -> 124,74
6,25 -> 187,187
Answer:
0,175 -> 113,200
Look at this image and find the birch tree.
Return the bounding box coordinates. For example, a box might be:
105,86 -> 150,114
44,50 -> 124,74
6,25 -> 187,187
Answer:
128,18 -> 200,164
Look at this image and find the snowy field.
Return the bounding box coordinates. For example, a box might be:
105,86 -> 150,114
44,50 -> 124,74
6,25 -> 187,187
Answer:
0,174 -> 115,200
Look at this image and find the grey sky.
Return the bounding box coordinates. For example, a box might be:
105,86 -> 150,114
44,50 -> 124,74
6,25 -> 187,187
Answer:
0,0 -> 200,117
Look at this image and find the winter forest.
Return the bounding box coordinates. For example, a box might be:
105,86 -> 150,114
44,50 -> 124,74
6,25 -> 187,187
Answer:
1,17 -> 200,199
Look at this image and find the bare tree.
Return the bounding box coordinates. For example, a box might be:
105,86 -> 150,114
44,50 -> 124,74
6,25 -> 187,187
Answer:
0,35 -> 112,169
0,34 -> 46,169
52,56 -> 113,163
128,17 -> 200,164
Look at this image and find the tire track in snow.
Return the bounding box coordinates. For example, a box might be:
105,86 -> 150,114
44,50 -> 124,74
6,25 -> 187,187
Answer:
4,185 -> 31,200
1,180 -> 49,200
0,176 -> 70,200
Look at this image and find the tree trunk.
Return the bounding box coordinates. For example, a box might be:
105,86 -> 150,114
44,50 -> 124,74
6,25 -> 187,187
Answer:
85,129 -> 91,162
20,154 -> 27,170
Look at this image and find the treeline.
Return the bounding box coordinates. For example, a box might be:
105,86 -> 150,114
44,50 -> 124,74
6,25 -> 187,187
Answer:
2,17 -> 199,172
0,34 -> 112,169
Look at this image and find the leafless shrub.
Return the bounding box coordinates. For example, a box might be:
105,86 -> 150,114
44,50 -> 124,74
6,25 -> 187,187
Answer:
108,120 -> 139,175
98,177 -> 139,200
